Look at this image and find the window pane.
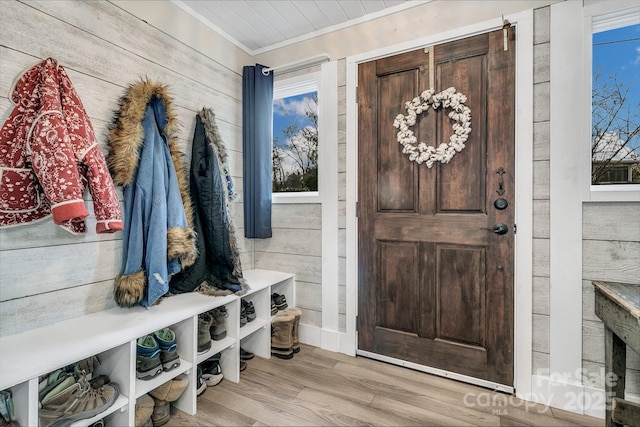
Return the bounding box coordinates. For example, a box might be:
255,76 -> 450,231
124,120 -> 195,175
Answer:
591,23 -> 640,185
272,91 -> 318,192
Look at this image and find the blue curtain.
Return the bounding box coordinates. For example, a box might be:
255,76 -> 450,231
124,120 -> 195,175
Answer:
242,64 -> 273,238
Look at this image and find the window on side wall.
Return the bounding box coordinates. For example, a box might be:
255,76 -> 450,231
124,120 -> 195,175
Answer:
590,11 -> 639,188
272,74 -> 320,203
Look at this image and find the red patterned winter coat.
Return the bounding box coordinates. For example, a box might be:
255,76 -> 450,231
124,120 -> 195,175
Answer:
0,58 -> 123,234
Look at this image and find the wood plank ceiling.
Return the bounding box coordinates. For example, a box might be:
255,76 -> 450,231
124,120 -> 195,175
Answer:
175,0 -> 426,54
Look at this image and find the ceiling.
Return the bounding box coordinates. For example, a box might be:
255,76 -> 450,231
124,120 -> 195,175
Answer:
173,0 -> 428,54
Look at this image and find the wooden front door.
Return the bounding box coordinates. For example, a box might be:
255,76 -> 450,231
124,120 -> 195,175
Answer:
357,28 -> 515,386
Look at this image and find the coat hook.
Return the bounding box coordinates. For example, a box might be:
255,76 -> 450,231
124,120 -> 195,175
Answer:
502,15 -> 511,51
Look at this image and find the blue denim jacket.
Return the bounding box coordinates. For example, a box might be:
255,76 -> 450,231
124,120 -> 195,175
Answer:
120,97 -> 189,307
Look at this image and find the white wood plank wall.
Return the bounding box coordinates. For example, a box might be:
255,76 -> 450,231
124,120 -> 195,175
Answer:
533,5 -> 639,396
0,0 -> 250,337
337,59 -> 347,332
254,65 -> 324,329
582,202 -> 640,394
531,6 -> 551,377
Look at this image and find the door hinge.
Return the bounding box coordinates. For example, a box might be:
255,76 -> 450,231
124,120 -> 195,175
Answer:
355,86 -> 358,103
355,201 -> 359,217
355,315 -> 358,331
513,223 -> 517,234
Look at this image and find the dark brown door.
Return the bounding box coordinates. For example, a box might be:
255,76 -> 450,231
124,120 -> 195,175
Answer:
357,28 -> 515,386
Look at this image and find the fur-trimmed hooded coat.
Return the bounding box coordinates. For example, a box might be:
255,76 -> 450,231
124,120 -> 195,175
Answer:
107,80 -> 197,308
169,108 -> 247,296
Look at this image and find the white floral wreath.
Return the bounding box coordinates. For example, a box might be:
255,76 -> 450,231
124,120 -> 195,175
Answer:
393,87 -> 471,167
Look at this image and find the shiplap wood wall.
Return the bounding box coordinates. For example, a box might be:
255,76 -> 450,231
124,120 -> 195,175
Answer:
582,202 -> 640,392
337,58 -> 347,332
0,0 -> 251,337
251,58 -> 348,332
253,65 -> 327,330
531,5 -> 640,395
532,6 -> 551,376
2,2 -> 637,403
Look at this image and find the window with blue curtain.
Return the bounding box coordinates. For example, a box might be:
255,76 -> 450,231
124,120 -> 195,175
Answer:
242,64 -> 274,238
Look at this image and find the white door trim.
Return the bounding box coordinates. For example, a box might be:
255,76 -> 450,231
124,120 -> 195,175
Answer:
345,10 -> 534,396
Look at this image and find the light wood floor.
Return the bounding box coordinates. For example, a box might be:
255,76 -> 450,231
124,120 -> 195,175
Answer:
169,344 -> 603,426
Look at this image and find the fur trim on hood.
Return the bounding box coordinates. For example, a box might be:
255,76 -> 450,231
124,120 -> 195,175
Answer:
108,80 -> 197,307
107,80 -> 193,231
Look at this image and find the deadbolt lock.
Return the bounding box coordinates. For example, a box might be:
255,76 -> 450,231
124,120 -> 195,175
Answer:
494,198 -> 508,210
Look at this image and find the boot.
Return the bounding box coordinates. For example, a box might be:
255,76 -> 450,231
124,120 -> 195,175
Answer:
136,335 -> 163,380
284,307 -> 301,353
154,328 -> 180,371
150,397 -> 170,427
197,313 -> 213,353
134,394 -> 154,427
149,374 -> 188,402
209,307 -> 227,341
271,313 -> 294,359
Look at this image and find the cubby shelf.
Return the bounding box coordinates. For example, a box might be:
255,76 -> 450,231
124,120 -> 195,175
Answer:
135,360 -> 193,398
196,336 -> 236,365
69,394 -> 129,427
0,269 -> 294,427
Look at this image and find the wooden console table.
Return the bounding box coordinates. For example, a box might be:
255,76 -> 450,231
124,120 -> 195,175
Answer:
592,280 -> 640,427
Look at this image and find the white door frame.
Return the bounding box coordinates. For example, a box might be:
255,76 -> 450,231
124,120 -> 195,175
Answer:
344,10 -> 534,398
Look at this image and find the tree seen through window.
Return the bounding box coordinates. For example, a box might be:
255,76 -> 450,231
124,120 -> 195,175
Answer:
272,91 -> 318,192
591,23 -> 640,185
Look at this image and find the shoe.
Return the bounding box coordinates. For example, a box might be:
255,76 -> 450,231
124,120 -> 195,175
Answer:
73,356 -> 99,378
240,360 -> 247,372
154,328 -> 181,371
38,369 -> 66,395
134,394 -> 154,427
150,397 -> 170,427
196,367 -> 207,396
270,299 -> 277,316
149,374 -> 188,402
209,307 -> 227,340
284,307 -> 302,353
89,374 -> 111,389
200,353 -> 221,370
271,313 -> 294,359
271,293 -> 288,311
197,313 -> 213,353
199,359 -> 223,386
39,373 -> 74,403
240,348 -> 254,360
242,299 -> 256,322
136,335 -> 163,380
0,390 -> 15,425
239,307 -> 247,327
39,374 -> 119,427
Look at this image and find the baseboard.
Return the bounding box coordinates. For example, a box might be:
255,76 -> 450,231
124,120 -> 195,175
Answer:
299,324 -> 350,354
529,375 -> 640,419
299,323 -> 321,347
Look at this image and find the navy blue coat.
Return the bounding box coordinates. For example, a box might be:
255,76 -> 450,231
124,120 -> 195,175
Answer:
170,110 -> 245,295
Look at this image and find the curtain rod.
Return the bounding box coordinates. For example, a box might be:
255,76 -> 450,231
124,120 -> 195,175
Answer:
261,53 -> 331,76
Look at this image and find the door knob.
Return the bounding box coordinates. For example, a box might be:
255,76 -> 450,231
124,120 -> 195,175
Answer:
483,223 -> 508,235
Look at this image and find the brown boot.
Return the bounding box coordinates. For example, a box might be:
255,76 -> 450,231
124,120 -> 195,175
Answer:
197,313 -> 213,353
209,307 -> 227,340
134,394 -> 154,427
284,307 -> 301,353
271,313 -> 294,359
150,397 -> 170,427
